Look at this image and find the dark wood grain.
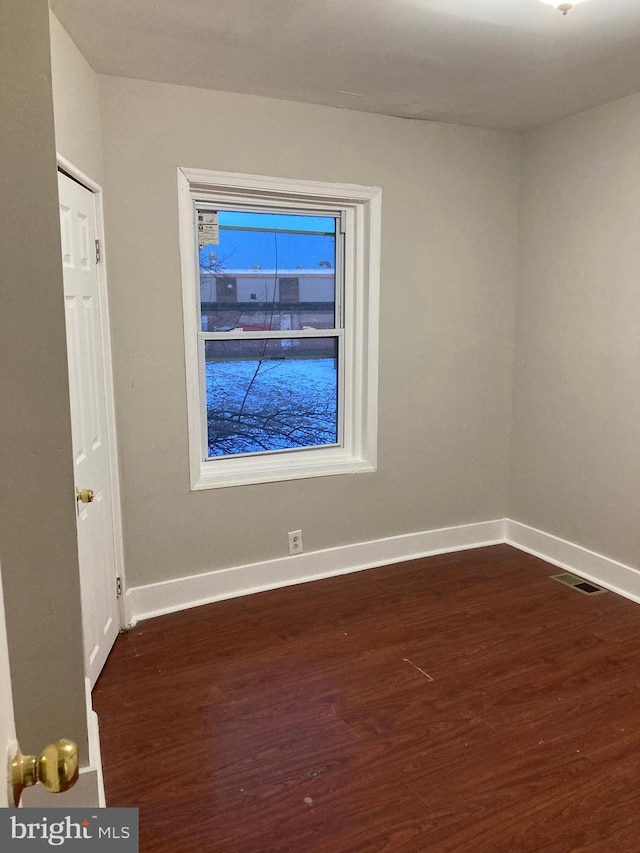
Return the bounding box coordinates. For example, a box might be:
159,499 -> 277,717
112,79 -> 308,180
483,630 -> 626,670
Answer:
93,544 -> 640,851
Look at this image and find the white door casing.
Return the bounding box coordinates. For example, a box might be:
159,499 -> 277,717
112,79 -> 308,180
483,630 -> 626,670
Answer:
58,169 -> 121,687
0,566 -> 17,808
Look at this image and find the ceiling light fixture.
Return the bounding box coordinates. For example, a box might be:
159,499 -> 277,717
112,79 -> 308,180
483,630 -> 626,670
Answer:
538,0 -> 584,14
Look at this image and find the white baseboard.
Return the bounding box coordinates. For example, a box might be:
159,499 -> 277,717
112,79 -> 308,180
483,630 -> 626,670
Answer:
123,517 -> 640,626
125,519 -> 506,624
85,678 -> 106,807
505,519 -> 640,604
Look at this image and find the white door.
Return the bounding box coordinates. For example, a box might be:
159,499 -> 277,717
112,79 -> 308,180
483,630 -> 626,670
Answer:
58,171 -> 120,687
0,567 -> 17,808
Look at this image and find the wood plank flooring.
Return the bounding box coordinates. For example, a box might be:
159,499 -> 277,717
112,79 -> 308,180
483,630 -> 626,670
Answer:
92,544 -> 640,852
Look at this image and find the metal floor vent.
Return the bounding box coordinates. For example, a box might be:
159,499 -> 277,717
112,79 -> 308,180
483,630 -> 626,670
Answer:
551,573 -> 606,596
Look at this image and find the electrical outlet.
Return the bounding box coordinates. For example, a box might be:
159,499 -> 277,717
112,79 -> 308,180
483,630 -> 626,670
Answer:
288,529 -> 303,555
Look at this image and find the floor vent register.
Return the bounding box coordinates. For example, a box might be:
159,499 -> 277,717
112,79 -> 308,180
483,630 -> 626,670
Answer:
550,573 -> 606,596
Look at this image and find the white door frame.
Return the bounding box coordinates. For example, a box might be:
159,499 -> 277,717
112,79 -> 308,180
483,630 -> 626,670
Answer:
0,562 -> 17,808
56,153 -> 127,634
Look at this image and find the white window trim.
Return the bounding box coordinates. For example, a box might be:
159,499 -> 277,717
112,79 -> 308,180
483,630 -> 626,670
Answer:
177,167 -> 381,490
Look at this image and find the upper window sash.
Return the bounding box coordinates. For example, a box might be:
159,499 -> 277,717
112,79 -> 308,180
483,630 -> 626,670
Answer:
196,207 -> 344,334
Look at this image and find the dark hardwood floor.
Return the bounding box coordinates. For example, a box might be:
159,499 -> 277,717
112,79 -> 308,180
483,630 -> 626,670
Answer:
93,544 -> 640,852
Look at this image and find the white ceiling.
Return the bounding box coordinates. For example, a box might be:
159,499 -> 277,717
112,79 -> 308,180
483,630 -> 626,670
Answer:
50,0 -> 640,132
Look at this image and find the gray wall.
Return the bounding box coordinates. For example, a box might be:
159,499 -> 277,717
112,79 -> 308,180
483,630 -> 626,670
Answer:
510,95 -> 640,569
49,11 -> 104,184
98,76 -> 520,587
0,0 -> 88,760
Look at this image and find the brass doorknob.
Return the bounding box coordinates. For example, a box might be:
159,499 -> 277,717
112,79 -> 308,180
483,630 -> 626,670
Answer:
11,739 -> 79,806
76,488 -> 95,503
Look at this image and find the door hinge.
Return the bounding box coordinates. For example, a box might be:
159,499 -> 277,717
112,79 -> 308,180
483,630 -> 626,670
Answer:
116,576 -> 122,598
95,239 -> 101,264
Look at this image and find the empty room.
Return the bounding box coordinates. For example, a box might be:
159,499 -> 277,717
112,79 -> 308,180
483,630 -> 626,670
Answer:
1,0 -> 640,850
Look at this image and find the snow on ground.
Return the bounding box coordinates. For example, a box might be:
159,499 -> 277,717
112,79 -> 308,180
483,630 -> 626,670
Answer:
206,358 -> 338,456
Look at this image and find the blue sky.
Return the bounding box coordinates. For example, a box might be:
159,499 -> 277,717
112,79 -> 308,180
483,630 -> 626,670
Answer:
199,211 -> 337,271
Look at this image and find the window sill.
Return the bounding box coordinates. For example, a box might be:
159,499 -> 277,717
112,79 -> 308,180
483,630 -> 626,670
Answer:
192,450 -> 375,490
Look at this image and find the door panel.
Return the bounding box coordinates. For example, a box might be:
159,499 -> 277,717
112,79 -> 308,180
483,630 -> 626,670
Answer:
279,276 -> 299,303
217,276 -> 237,303
58,171 -> 120,687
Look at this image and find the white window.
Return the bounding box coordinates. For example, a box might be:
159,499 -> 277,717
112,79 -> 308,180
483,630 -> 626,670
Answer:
177,168 -> 381,489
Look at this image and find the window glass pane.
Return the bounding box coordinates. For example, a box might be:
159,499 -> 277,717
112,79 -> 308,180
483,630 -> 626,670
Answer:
204,338 -> 339,457
216,212 -> 335,233
199,210 -> 336,332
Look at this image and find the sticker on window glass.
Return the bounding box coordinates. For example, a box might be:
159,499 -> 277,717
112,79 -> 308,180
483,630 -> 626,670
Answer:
197,211 -> 219,247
